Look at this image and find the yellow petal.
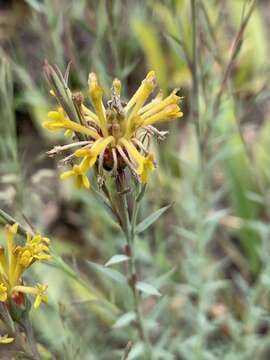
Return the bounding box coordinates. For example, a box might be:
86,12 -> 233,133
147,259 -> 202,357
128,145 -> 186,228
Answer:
142,104 -> 183,126
19,249 -> 32,268
0,334 -> 14,344
137,154 -> 155,184
119,138 -> 155,183
82,174 -> 90,189
64,129 -> 73,137
5,223 -> 18,281
47,111 -> 62,121
141,89 -> 181,119
0,247 -> 7,276
0,283 -> 7,302
125,71 -> 156,114
112,78 -> 121,96
88,73 -> 108,137
33,284 -> 48,309
60,170 -> 75,180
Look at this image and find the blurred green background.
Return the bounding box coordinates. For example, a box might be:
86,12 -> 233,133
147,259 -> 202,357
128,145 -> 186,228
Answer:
1,0 -> 270,359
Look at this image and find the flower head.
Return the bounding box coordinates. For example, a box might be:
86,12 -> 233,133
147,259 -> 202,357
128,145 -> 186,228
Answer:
43,63 -> 183,187
0,224 -> 50,309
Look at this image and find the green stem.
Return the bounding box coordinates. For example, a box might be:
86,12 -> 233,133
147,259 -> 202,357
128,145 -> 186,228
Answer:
117,175 -> 152,359
191,0 -> 199,136
0,208 -> 31,237
0,303 -> 37,360
23,318 -> 41,360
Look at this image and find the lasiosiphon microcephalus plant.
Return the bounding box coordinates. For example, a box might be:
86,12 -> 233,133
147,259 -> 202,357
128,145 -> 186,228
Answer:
43,62 -> 184,354
43,62 -> 183,188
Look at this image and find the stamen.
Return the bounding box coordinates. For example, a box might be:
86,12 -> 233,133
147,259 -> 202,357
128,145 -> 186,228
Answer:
112,148 -> 118,175
47,141 -> 92,157
132,138 -> 149,155
116,145 -> 136,171
98,149 -> 105,176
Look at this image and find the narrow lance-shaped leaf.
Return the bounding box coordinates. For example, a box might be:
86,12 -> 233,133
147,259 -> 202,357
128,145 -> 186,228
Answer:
87,261 -> 127,285
136,281 -> 161,297
113,312 -> 136,328
136,204 -> 172,234
105,255 -> 130,267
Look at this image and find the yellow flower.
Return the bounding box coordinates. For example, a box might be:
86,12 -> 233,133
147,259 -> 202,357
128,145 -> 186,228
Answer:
0,283 -> 7,302
34,284 -> 48,309
0,334 -> 14,344
61,164 -> 90,189
119,138 -> 155,183
16,234 -> 50,268
61,137 -> 115,188
0,224 -> 50,309
137,154 -> 155,184
89,73 -> 108,137
12,284 -> 48,309
44,65 -> 183,186
43,107 -> 100,140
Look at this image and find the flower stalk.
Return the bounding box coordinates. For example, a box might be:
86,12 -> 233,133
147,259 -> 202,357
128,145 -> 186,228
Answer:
116,172 -> 152,358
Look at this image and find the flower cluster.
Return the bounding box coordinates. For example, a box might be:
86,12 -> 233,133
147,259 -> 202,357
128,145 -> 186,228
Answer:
43,63 -> 183,189
0,223 -> 50,309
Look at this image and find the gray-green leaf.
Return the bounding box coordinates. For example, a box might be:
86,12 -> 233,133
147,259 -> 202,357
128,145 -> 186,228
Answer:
87,261 -> 127,284
136,281 -> 161,297
136,204 -> 172,234
113,312 -> 136,328
105,255 -> 130,267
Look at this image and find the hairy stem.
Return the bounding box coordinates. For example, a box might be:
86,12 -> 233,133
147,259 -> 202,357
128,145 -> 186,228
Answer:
116,173 -> 152,359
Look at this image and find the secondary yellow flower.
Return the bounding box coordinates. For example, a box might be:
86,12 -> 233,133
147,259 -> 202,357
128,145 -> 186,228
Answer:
43,64 -> 183,187
0,334 -> 14,344
0,224 -> 50,309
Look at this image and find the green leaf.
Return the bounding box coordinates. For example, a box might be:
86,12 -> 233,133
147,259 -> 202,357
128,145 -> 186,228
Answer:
132,19 -> 168,92
136,281 -> 161,297
105,254 -> 130,267
113,312 -> 136,328
87,261 -> 127,284
136,204 -> 172,234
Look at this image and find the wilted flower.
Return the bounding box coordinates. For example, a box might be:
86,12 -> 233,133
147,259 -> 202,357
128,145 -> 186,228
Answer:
43,62 -> 183,188
0,223 -> 50,308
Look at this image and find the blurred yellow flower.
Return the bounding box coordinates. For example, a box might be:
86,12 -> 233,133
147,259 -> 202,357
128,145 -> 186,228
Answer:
0,224 -> 50,309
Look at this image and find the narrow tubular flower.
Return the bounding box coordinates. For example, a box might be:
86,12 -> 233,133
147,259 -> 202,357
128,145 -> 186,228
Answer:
60,164 -> 90,189
43,107 -> 100,140
0,224 -> 50,309
119,138 -> 155,183
88,73 -> 108,137
43,62 -> 183,187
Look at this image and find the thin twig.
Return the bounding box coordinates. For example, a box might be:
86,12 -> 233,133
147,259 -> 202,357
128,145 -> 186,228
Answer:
213,0 -> 257,113
191,0 -> 200,145
121,341 -> 133,360
0,209 -> 31,237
